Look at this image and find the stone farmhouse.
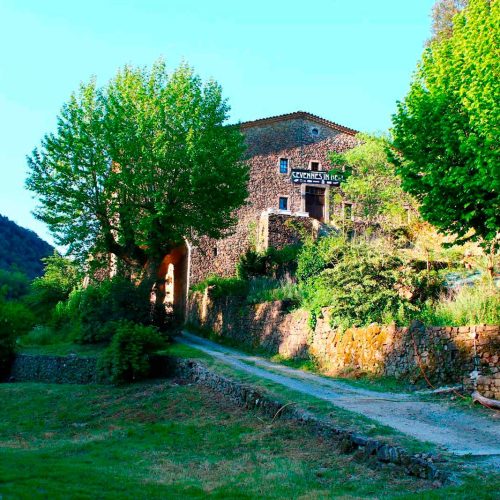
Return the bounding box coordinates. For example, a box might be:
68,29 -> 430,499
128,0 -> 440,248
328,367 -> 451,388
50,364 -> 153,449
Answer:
159,111 -> 358,316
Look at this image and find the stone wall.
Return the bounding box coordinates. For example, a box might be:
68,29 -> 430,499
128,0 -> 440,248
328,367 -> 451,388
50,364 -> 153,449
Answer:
187,292 -> 500,398
10,354 -> 99,384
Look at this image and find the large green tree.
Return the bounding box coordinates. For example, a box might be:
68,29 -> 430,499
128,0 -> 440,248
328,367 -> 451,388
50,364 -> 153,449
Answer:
390,0 -> 499,253
329,134 -> 417,231
27,61 -> 248,284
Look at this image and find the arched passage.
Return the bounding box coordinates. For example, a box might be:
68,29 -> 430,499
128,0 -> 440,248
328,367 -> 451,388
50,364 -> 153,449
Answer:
157,244 -> 189,319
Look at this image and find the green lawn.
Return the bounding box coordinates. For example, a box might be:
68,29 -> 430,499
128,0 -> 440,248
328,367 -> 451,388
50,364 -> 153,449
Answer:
0,381 -> 441,499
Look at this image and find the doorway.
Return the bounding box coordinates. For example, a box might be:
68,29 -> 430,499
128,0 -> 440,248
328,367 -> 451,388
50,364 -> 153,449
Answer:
305,186 -> 325,222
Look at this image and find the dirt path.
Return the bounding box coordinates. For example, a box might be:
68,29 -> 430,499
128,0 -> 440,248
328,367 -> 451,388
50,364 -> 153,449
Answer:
179,331 -> 500,462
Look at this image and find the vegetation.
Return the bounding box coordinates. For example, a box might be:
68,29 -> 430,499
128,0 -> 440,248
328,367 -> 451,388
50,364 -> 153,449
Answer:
0,214 -> 53,279
297,236 -> 443,329
0,268 -> 30,300
246,277 -> 302,305
329,133 -> 416,231
420,280 -> 500,326
26,252 -> 81,323
390,0 -> 499,250
0,381 -> 474,499
26,60 -> 249,325
428,0 -> 469,43
237,245 -> 301,280
191,275 -> 248,298
98,321 -> 166,383
0,299 -> 35,376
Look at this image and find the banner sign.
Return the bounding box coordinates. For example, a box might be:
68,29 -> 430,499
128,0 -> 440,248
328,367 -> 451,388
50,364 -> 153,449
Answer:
291,169 -> 343,186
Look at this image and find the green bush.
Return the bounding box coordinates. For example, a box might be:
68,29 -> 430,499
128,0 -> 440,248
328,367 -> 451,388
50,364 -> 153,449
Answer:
236,250 -> 266,280
73,277 -> 151,344
27,252 -> 81,323
237,245 -> 301,280
191,276 -> 248,298
420,281 -> 500,326
296,236 -> 346,283
97,321 -> 166,384
0,299 -> 36,375
300,240 -> 444,329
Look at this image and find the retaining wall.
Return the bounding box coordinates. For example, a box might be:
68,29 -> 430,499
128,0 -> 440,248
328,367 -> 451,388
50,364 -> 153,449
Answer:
187,291 -> 500,398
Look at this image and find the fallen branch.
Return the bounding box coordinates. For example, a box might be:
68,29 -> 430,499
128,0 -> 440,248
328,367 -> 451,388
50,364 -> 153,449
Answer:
472,391 -> 500,411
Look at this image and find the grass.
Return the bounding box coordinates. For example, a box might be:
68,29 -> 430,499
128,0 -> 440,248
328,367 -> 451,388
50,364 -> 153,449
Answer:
246,277 -> 302,305
420,281 -> 500,326
0,381 -> 441,500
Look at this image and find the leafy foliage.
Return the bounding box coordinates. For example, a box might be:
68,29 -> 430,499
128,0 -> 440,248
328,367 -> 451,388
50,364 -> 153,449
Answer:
297,238 -> 443,329
329,134 -> 416,230
69,277 -> 152,344
428,0 -> 469,43
246,278 -> 302,305
0,299 -> 36,375
390,0 -> 499,246
26,61 -> 248,275
0,214 -> 53,279
236,245 -> 301,280
27,252 -> 81,322
97,321 -> 166,383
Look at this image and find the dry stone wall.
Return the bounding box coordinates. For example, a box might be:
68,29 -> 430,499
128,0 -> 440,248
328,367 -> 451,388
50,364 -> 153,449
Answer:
187,292 -> 500,397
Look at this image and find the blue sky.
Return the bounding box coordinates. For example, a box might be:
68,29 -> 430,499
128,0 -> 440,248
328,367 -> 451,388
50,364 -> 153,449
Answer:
0,0 -> 435,245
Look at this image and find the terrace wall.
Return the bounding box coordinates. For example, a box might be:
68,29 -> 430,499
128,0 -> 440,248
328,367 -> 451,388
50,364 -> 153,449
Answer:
187,292 -> 500,398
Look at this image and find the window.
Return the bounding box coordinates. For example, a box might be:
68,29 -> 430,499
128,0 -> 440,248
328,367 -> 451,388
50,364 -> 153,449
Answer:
213,246 -> 218,257
310,161 -> 320,171
279,158 -> 289,174
311,127 -> 319,137
279,197 -> 288,210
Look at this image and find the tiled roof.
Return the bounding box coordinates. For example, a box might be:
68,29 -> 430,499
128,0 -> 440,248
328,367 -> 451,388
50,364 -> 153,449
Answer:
239,111 -> 358,136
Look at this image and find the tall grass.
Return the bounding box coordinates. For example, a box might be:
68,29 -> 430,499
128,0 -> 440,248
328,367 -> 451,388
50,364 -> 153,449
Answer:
246,277 -> 303,305
420,281 -> 500,326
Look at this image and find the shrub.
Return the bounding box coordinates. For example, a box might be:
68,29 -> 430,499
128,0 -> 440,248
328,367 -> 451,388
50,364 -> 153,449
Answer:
97,321 -> 166,384
73,277 -> 151,344
237,245 -> 301,280
27,252 -> 81,322
191,276 -> 248,298
0,299 -> 36,375
300,240 -> 444,329
236,250 -> 266,280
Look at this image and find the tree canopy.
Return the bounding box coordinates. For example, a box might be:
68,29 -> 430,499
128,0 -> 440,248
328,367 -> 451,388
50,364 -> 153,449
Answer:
428,0 -> 469,43
26,61 -> 249,277
329,134 -> 416,230
390,0 -> 499,248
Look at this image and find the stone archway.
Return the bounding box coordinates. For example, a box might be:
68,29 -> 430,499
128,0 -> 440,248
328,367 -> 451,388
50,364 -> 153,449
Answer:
157,244 -> 189,319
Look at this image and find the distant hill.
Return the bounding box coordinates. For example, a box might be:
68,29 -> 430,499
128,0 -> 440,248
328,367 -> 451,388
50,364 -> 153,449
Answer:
0,215 -> 54,279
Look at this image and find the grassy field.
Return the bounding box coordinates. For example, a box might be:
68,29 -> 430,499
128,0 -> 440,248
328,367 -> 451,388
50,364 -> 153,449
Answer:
0,380 -> 443,499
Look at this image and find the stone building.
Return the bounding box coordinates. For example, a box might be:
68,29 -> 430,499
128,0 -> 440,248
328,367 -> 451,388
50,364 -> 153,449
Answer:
160,111 -> 358,315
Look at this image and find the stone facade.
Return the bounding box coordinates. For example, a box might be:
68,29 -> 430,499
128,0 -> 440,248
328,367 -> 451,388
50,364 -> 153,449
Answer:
187,292 -> 500,397
188,112 -> 357,285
